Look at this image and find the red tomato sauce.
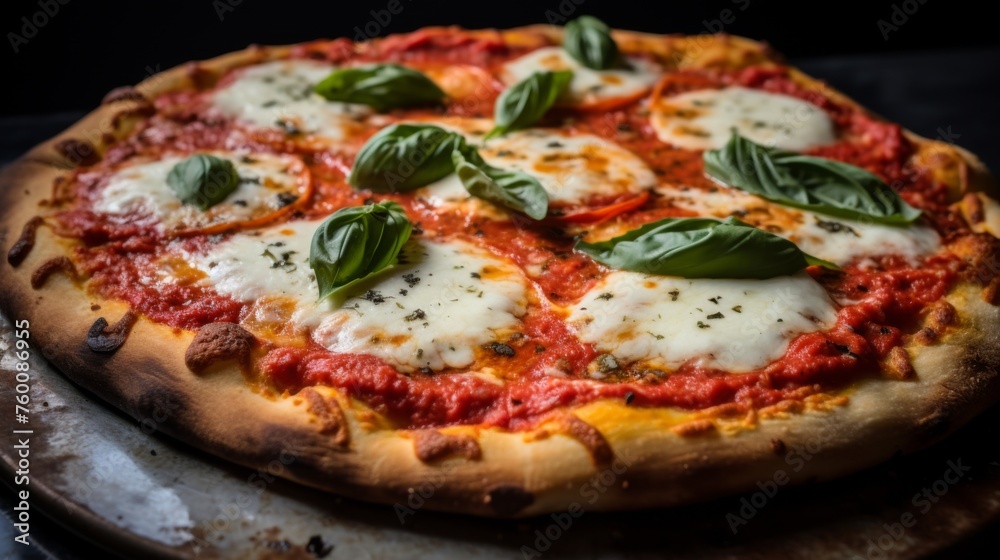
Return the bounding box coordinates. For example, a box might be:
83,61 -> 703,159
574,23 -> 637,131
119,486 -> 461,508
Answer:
49,30 -> 973,430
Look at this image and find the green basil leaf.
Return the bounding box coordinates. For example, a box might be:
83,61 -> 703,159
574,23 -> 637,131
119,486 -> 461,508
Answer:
166,154 -> 239,211
348,124 -> 551,218
704,132 -> 922,225
564,16 -> 620,70
486,70 -> 573,139
309,201 -> 412,300
313,64 -> 445,112
348,124 -> 462,193
576,216 -> 838,279
452,144 -> 549,220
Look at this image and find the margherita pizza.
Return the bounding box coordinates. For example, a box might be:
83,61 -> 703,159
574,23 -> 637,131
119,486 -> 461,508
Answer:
3,20 -> 1000,517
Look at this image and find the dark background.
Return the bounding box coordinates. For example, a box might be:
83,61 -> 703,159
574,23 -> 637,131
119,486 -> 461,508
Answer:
1,0 -> 998,115
3,1 -> 1000,558
3,0 -> 1000,171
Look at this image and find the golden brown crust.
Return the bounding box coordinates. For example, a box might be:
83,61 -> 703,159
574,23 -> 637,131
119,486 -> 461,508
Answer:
6,215 -> 44,267
2,25 -> 1000,518
30,255 -> 78,289
183,322 -> 256,373
411,429 -> 482,463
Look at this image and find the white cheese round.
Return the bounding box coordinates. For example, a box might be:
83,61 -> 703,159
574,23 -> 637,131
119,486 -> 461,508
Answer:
183,221 -> 530,372
500,46 -> 661,108
652,185 -> 941,266
650,86 -> 836,151
212,60 -> 372,143
94,152 -> 305,233
568,271 -> 838,372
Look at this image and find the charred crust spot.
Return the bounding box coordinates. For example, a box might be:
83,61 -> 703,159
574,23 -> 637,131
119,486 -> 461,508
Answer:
411,429 -> 482,463
87,310 -> 138,353
135,389 -> 186,430
101,86 -> 149,104
54,138 -> 100,167
670,419 -> 716,437
914,327 -> 938,346
984,277 -> 1000,306
305,535 -> 334,558
184,322 -> 255,373
948,233 -> 1000,286
884,346 -> 916,380
926,301 -> 957,331
7,217 -> 45,267
770,438 -> 786,455
560,415 -> 613,467
30,256 -> 78,289
484,485 -> 534,516
300,388 -> 350,448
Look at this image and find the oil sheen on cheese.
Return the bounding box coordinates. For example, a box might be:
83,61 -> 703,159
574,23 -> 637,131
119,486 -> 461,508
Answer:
409,118 -> 656,207
568,271 -> 838,372
184,221 -> 529,372
652,185 -> 941,266
501,46 -> 661,107
94,152 -> 304,232
212,60 -> 372,143
651,86 -> 836,151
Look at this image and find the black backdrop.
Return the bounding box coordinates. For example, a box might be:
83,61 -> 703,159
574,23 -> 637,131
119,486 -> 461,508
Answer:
1,0 -> 998,116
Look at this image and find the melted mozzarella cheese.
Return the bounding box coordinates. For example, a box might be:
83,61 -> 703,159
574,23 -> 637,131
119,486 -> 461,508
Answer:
311,241 -> 528,372
569,272 -> 837,372
94,152 -> 304,233
652,185 -> 941,266
212,60 -> 372,142
651,86 -> 836,151
181,220 -> 319,329
184,222 -> 529,372
501,47 -> 660,107
407,118 -> 657,207
479,130 -> 657,204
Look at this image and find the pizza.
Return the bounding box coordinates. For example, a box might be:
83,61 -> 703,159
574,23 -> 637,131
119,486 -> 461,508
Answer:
2,20 -> 1000,518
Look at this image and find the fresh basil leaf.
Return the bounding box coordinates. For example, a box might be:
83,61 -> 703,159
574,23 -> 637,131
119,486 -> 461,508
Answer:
564,16 -> 620,70
486,70 -> 573,139
348,124 -> 462,193
166,154 -> 239,211
452,144 -> 549,220
313,64 -> 445,112
348,124 -> 551,219
576,216 -> 838,279
309,201 -> 412,300
704,132 -> 922,225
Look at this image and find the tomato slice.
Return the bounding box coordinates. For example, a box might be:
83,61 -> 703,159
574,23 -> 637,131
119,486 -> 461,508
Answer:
557,191 -> 651,224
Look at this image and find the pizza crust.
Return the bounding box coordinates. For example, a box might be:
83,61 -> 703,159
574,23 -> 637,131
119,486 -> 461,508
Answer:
2,26 -> 1000,517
